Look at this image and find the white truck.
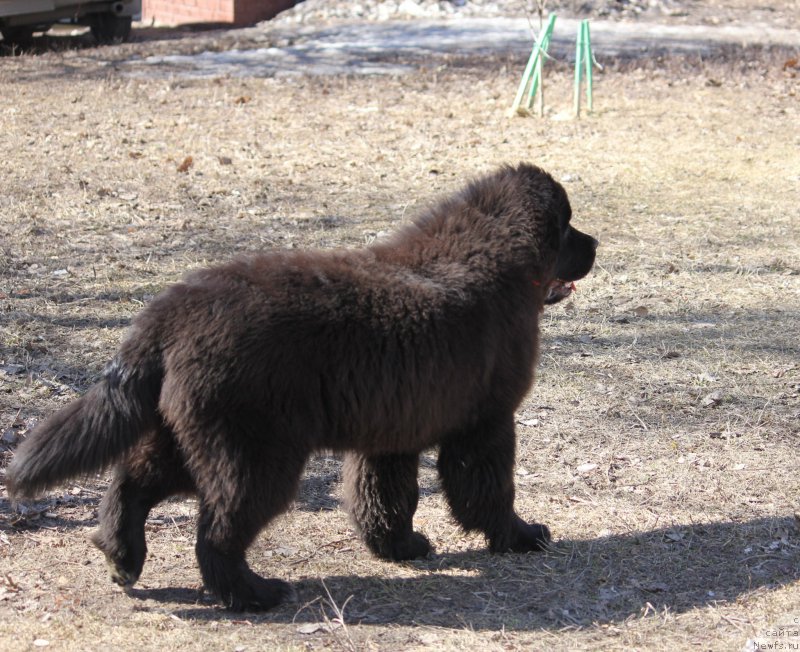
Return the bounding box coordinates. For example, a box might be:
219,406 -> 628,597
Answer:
0,0 -> 141,46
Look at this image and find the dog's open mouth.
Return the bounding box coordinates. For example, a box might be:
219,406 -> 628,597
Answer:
544,279 -> 577,304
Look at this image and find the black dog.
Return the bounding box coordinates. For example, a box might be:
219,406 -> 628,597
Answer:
7,163 -> 597,611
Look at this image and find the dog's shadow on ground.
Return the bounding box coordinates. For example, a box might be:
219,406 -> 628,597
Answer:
145,515 -> 799,630
2,487 -> 796,630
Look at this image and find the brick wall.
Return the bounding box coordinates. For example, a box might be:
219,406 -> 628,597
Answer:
143,0 -> 299,26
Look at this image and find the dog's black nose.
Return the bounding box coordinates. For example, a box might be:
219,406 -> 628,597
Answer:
591,237 -> 600,251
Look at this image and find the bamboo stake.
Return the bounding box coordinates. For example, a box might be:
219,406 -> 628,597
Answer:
509,13 -> 556,117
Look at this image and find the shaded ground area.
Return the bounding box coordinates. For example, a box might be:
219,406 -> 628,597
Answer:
3,0 -> 800,73
123,18 -> 800,78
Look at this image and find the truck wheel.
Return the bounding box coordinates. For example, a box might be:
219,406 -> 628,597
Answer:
90,14 -> 132,44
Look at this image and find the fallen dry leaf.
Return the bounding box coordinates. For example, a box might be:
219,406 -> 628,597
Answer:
177,156 -> 194,173
297,622 -> 340,634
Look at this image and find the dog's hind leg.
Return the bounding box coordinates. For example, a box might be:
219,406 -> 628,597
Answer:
343,452 -> 431,561
437,413 -> 551,553
191,424 -> 308,611
91,422 -> 195,589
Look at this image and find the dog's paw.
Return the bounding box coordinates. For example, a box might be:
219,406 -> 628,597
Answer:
222,577 -> 292,612
511,521 -> 551,552
490,517 -> 551,553
90,530 -> 143,589
389,531 -> 432,561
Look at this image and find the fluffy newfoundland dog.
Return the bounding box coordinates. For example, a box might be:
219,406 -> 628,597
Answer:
7,163 -> 597,611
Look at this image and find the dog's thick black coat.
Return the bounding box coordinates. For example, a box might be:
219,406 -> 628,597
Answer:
7,164 -> 597,611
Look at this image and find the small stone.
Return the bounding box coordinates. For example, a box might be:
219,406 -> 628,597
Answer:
701,391 -> 723,407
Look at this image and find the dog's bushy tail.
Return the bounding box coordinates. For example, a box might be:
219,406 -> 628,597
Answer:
6,334 -> 163,500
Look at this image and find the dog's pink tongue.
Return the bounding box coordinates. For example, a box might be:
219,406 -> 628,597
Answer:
545,280 -> 576,302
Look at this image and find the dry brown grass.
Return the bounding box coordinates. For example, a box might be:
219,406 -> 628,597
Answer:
1,22 -> 799,652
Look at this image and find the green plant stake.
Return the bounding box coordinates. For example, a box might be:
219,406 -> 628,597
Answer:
584,21 -> 593,112
509,13 -> 557,117
574,19 -> 599,117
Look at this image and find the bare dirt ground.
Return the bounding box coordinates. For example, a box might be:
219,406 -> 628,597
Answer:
1,1 -> 799,650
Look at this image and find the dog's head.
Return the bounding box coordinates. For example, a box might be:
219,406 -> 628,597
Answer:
542,174 -> 598,304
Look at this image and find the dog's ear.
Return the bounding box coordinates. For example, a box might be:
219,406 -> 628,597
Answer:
548,180 -> 572,251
